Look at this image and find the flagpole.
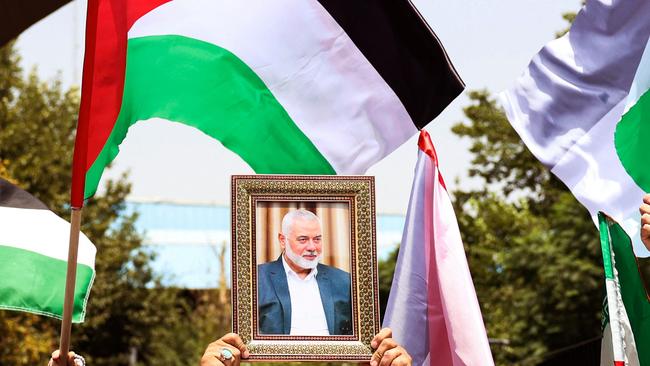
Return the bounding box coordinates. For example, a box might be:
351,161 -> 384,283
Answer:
58,207 -> 83,366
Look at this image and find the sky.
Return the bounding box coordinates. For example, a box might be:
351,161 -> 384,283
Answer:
15,0 -> 583,215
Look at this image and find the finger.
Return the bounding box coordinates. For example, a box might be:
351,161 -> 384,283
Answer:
371,328 -> 392,349
375,338 -> 398,356
215,345 -> 241,366
205,339 -> 223,353
392,354 -> 413,366
221,333 -> 249,358
204,339 -> 238,355
200,353 -> 224,366
371,338 -> 398,366
643,194 -> 650,205
201,354 -> 221,366
379,348 -> 402,366
223,347 -> 242,366
642,223 -> 650,237
640,203 -> 650,216
201,349 -> 227,366
642,213 -> 650,225
50,350 -> 62,366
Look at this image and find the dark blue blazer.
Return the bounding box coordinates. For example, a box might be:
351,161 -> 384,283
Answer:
257,257 -> 352,335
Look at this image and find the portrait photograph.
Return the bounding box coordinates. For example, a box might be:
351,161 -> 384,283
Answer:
255,201 -> 353,337
231,175 -> 380,362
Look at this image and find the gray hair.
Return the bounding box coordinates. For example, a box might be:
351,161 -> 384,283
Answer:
281,209 -> 321,236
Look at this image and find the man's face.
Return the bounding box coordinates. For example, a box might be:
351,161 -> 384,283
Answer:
280,217 -> 323,269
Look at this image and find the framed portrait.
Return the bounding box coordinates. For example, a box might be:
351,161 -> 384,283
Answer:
231,175 -> 380,362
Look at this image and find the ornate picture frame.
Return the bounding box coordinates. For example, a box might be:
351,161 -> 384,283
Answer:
231,175 -> 380,362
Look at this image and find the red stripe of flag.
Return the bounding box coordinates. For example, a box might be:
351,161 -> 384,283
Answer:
71,0 -> 169,207
418,129 -> 446,189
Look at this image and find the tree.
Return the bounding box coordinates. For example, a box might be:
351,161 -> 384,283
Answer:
0,40 -> 62,366
451,91 -> 602,365
0,41 -> 198,366
378,244 -> 399,320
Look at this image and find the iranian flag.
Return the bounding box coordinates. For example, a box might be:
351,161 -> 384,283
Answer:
71,0 -> 464,207
500,0 -> 650,256
0,179 -> 96,322
598,213 -> 650,366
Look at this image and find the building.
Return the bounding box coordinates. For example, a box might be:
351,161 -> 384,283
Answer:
125,199 -> 405,289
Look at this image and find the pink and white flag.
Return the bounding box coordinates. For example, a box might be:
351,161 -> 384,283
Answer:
383,130 -> 493,366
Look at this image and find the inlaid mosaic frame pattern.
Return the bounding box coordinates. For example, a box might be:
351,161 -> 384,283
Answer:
231,175 -> 380,362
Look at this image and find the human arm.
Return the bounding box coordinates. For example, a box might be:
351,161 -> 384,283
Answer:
641,194 -> 650,250
200,333 -> 250,366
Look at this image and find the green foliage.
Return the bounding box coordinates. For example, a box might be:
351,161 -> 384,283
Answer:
0,41 -> 199,366
452,91 -> 602,365
0,312 -> 58,365
378,245 -> 399,320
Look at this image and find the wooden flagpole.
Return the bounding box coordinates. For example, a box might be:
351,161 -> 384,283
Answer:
58,208 -> 82,366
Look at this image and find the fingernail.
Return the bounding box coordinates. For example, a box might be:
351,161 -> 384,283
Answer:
243,350 -> 250,358
371,340 -> 377,348
370,360 -> 377,366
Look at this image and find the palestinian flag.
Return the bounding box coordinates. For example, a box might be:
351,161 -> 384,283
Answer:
598,213 -> 650,366
0,178 -> 96,322
71,0 -> 464,207
499,0 -> 650,256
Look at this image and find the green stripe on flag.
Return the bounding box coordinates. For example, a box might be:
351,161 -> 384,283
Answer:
609,221 -> 650,365
615,88 -> 650,192
599,212 -> 615,280
84,35 -> 335,198
0,245 -> 94,322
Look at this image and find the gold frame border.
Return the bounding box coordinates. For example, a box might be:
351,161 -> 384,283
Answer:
231,175 -> 379,362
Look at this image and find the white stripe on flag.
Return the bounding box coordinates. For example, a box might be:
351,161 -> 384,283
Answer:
0,207 -> 96,267
605,279 -> 626,364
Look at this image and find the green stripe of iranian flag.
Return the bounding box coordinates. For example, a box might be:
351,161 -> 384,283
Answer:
599,214 -> 631,366
599,213 -> 650,366
0,206 -> 96,322
84,0 -> 417,197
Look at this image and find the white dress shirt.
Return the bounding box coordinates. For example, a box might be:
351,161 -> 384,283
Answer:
282,256 -> 330,336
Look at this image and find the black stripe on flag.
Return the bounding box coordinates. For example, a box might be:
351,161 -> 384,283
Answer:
317,0 -> 464,129
0,178 -> 49,210
0,1 -> 71,47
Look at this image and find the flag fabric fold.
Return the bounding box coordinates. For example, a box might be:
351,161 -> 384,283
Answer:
499,0 -> 650,256
383,130 -> 493,366
598,213 -> 650,366
71,0 -> 464,207
0,178 -> 96,322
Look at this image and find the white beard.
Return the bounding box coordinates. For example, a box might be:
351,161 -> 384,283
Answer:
284,243 -> 322,270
